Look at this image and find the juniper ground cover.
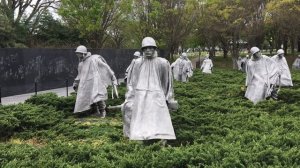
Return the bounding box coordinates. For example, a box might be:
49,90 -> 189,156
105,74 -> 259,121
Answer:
0,57 -> 300,167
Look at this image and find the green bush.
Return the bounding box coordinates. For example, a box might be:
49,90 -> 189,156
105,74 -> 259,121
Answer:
25,93 -> 75,117
0,104 -> 64,139
0,67 -> 299,167
0,110 -> 20,138
25,84 -> 127,118
11,104 -> 64,130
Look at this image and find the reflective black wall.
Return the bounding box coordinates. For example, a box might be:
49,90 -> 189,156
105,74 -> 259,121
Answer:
0,48 -> 167,97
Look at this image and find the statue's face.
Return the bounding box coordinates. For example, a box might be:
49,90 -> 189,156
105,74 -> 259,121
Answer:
142,46 -> 156,58
253,51 -> 261,59
278,54 -> 284,58
76,52 -> 84,60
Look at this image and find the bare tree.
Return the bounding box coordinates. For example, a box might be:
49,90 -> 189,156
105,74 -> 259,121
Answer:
0,0 -> 59,25
0,0 -> 59,47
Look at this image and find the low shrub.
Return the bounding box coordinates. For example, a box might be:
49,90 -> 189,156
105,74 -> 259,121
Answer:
0,67 -> 299,167
0,104 -> 64,139
0,110 -> 20,138
25,93 -> 75,117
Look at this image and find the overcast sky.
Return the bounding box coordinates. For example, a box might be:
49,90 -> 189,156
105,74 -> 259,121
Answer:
21,0 -> 61,20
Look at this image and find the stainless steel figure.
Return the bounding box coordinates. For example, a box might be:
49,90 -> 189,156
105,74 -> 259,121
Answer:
245,47 -> 280,104
124,51 -> 141,83
171,52 -> 193,82
123,37 -> 177,140
73,45 -> 118,117
292,55 -> 300,69
200,56 -> 213,74
271,49 -> 293,86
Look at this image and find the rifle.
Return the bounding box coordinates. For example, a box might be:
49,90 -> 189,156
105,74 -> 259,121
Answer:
107,104 -> 123,110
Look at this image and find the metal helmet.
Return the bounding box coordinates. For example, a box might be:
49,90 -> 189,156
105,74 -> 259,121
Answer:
141,37 -> 157,49
277,49 -> 284,55
133,51 -> 141,57
75,45 -> 87,54
250,47 -> 260,55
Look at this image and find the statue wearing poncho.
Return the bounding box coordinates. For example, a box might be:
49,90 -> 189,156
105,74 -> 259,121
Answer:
171,52 -> 193,82
73,51 -> 117,113
292,55 -> 300,69
124,37 -> 176,140
245,47 -> 280,104
124,51 -> 141,84
201,56 -> 213,74
271,49 -> 293,87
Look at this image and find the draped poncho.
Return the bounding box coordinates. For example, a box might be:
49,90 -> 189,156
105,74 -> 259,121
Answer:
125,56 -> 176,140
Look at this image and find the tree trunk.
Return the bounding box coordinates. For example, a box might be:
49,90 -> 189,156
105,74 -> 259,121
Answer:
268,39 -> 274,55
231,51 -> 239,69
275,32 -> 281,50
291,37 -> 295,56
167,45 -> 176,62
196,50 -> 202,68
220,38 -> 229,59
208,45 -> 216,58
169,51 -> 174,62
232,57 -> 238,70
283,38 -> 288,54
223,49 -> 228,59
165,47 -> 174,62
231,36 -> 240,69
209,50 -> 214,58
298,37 -> 300,52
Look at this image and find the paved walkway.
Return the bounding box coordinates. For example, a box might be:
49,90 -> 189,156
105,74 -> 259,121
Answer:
1,78 -> 125,106
1,86 -> 74,105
